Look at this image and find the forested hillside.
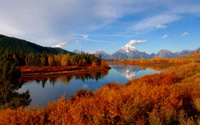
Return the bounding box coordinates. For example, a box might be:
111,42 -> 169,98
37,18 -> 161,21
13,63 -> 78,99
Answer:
0,34 -> 72,54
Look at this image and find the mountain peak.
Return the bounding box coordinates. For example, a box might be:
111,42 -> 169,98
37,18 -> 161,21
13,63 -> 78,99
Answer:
121,44 -> 136,53
96,49 -> 106,54
156,49 -> 175,58
94,50 -> 110,59
73,49 -> 85,54
159,49 -> 171,52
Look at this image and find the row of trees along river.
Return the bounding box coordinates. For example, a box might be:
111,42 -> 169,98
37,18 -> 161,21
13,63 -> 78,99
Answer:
0,50 -> 107,109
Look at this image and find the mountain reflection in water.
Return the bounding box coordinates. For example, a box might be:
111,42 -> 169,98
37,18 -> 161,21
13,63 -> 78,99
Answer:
111,65 -> 160,80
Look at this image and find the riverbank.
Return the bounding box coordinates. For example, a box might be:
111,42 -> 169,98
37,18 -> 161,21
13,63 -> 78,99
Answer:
20,65 -> 111,81
115,62 -> 181,70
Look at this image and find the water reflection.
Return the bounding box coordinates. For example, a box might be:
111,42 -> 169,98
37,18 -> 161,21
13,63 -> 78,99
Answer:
0,75 -> 31,109
17,65 -> 160,108
111,65 -> 141,80
0,81 -> 31,109
21,70 -> 109,88
111,65 -> 160,80
18,70 -> 111,108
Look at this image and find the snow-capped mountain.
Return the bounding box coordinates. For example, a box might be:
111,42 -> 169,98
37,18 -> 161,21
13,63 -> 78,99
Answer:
121,44 -> 136,53
110,45 -> 154,59
94,50 -> 110,59
74,47 -> 200,60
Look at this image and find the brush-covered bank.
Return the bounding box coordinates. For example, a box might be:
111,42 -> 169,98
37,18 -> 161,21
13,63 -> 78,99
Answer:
1,63 -> 200,124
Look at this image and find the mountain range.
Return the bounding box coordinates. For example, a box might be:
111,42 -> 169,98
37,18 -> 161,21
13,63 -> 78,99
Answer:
90,45 -> 200,59
0,34 -> 199,59
94,50 -> 110,60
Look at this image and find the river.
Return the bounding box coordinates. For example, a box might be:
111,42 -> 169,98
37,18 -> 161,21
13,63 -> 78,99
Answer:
18,64 -> 160,108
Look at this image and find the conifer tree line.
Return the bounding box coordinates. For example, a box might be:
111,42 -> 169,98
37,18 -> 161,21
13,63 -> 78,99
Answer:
0,51 -> 31,108
0,50 -> 103,67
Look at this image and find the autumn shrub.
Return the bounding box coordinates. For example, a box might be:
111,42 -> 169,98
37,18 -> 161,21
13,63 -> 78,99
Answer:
91,61 -> 97,68
71,89 -> 94,100
164,63 -> 200,78
100,61 -> 109,68
1,63 -> 200,124
130,73 -> 180,86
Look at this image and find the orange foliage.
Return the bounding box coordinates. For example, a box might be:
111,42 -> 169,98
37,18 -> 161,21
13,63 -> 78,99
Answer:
116,53 -> 200,70
1,63 -> 200,124
131,73 -> 180,86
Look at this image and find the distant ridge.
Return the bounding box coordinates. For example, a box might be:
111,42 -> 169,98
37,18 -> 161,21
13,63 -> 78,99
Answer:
93,47 -> 200,60
94,50 -> 110,60
0,34 -> 73,54
156,49 -> 175,58
76,46 -> 200,60
73,50 -> 85,54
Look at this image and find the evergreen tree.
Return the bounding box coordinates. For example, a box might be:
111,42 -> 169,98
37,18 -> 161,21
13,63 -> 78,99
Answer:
0,52 -> 31,109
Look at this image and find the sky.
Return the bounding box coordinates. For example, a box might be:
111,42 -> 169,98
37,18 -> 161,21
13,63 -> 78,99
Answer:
0,0 -> 200,54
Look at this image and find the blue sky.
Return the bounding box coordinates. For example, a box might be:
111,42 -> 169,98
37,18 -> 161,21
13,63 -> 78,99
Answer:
0,0 -> 200,54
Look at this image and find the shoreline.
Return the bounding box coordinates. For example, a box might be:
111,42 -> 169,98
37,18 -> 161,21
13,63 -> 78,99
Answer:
20,65 -> 111,80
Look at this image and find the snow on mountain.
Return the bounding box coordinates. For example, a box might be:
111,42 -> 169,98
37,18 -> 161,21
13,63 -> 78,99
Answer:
111,44 -> 152,59
121,44 -> 136,53
73,47 -> 200,60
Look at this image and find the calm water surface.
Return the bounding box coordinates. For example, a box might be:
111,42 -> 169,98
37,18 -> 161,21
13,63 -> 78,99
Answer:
18,65 -> 160,108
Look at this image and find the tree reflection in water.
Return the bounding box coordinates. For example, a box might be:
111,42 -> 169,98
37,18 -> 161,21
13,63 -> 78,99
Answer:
21,69 -> 109,88
0,52 -> 31,109
0,81 -> 31,109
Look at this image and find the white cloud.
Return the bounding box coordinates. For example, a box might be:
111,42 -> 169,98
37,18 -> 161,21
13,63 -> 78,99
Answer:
162,34 -> 168,39
0,0 -> 199,47
0,0 -> 138,46
122,39 -> 147,52
52,42 -> 71,48
181,32 -> 189,36
156,24 -> 167,29
82,34 -> 89,39
128,1 -> 200,33
132,14 -> 180,31
128,39 -> 147,45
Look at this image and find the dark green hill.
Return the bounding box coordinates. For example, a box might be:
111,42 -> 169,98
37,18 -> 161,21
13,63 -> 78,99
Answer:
0,34 -> 6,39
0,34 -> 73,54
